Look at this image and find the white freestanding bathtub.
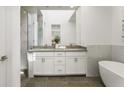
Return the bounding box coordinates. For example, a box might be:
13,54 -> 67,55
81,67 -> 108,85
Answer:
99,61 -> 124,87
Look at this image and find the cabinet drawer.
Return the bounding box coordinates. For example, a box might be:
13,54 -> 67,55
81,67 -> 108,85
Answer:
55,52 -> 65,57
33,52 -> 54,57
55,66 -> 65,74
66,52 -> 86,57
54,57 -> 65,65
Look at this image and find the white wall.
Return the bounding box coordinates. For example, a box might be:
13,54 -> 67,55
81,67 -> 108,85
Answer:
76,6 -> 113,77
76,7 -> 82,44
41,10 -> 76,45
76,6 -> 113,46
111,7 -> 124,64
85,7 -> 112,45
112,7 -> 124,46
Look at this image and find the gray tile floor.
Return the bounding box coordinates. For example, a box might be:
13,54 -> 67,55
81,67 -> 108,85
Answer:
21,76 -> 104,87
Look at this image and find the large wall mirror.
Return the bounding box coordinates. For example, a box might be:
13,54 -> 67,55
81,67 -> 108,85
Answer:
23,6 -> 76,50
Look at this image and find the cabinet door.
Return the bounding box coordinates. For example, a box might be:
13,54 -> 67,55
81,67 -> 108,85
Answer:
33,57 -> 43,75
33,60 -> 43,75
42,57 -> 54,75
66,57 -> 86,74
33,57 -> 54,75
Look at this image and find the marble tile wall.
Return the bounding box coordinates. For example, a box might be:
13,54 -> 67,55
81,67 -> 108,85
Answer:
112,45 -> 124,63
86,45 -> 112,77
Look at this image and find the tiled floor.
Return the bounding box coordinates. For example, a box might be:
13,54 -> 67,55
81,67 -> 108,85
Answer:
21,76 -> 104,87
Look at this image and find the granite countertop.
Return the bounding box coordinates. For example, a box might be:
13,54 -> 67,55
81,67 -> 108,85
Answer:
28,47 -> 87,52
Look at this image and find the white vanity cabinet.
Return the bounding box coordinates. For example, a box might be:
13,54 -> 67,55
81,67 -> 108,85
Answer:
28,51 -> 87,77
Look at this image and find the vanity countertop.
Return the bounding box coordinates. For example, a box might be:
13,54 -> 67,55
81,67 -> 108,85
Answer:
28,48 -> 87,52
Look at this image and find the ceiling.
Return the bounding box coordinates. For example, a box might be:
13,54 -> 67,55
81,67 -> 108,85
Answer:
36,6 -> 78,10
22,6 -> 79,13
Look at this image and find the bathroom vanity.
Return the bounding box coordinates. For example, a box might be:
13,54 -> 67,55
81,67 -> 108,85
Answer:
27,48 -> 87,78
